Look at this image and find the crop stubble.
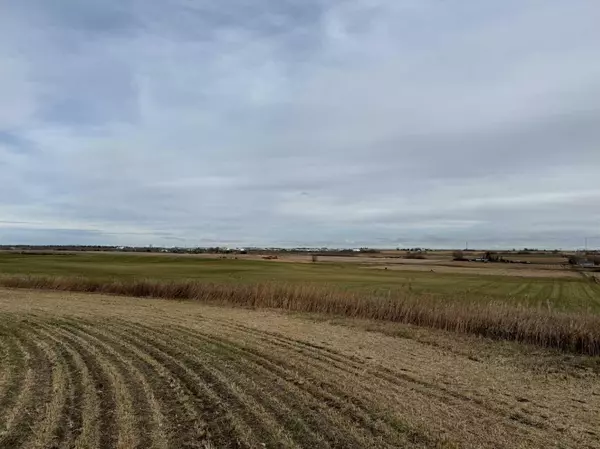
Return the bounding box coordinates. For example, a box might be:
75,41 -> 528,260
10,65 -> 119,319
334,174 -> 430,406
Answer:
0,288 -> 599,449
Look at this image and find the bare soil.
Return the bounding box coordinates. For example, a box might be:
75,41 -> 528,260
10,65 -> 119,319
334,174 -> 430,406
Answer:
367,264 -> 579,278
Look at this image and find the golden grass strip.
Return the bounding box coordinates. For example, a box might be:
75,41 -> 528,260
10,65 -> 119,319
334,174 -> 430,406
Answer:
2,274 -> 600,355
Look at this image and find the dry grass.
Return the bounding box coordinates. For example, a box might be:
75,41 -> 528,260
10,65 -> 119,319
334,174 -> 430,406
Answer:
1,288 -> 600,449
1,274 -> 600,356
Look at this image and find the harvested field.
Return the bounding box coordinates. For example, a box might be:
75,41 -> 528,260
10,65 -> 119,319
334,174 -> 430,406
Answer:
0,252 -> 596,310
0,288 -> 599,449
368,264 -> 579,278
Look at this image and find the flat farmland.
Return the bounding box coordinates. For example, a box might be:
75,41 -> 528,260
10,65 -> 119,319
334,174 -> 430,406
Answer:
1,288 -> 599,449
0,252 -> 598,311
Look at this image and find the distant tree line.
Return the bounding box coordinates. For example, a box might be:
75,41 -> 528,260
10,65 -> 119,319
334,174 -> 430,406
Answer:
0,245 -> 383,256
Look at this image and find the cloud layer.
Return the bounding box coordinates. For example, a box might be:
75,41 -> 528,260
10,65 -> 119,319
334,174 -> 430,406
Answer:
1,1 -> 599,248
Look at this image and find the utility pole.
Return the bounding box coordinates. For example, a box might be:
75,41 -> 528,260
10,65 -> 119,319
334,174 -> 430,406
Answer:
585,237 -> 588,252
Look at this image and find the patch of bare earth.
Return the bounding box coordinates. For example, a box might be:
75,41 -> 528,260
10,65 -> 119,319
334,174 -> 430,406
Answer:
0,288 -> 598,448
366,264 -> 579,278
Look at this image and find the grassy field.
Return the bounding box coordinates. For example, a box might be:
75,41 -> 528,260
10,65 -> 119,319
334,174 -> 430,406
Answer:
1,288 -> 599,449
1,252 -> 599,448
0,252 -> 598,311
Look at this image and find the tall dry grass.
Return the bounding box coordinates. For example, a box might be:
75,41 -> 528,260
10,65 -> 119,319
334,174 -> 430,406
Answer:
1,274 -> 599,356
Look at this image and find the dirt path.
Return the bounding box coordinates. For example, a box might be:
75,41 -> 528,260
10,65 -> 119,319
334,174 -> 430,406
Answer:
0,288 -> 598,448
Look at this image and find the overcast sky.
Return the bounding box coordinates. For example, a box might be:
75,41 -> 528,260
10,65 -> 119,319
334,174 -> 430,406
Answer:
1,1 -> 599,249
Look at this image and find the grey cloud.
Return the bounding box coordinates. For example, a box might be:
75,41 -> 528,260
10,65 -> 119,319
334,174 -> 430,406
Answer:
0,1 -> 599,248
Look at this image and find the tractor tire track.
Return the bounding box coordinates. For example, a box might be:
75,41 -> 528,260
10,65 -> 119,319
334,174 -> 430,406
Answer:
125,322 -> 407,448
60,322 -> 163,449
67,317 -> 259,448
51,324 -> 140,449
0,324 -> 54,448
22,331 -> 70,449
0,330 -> 25,413
69,320 -> 205,449
195,320 -> 553,445
32,324 -> 88,449
151,321 -> 430,448
119,314 -> 548,447
42,323 -> 119,449
107,321 -> 300,448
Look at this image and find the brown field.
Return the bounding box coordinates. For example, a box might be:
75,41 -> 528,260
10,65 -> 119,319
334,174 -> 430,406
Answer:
254,254 -> 575,279
253,251 -> 577,279
1,287 -> 599,449
199,253 -> 573,279
366,264 -> 579,278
